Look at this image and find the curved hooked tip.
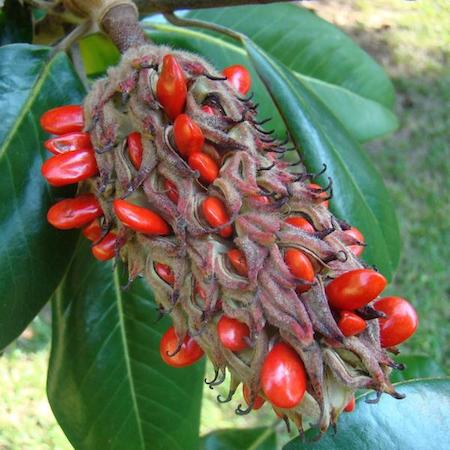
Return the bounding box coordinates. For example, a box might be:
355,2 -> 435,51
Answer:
235,402 -> 253,416
217,388 -> 235,403
120,277 -> 134,291
166,338 -> 184,358
237,91 -> 255,102
257,162 -> 276,172
322,177 -> 334,201
322,250 -> 348,264
203,71 -> 227,81
389,361 -> 405,371
252,117 -> 272,126
365,390 -> 383,404
390,389 -> 406,400
314,225 -> 336,240
255,126 -> 276,136
204,368 -> 219,385
208,369 -> 226,389
312,163 -> 328,179
356,305 -> 386,320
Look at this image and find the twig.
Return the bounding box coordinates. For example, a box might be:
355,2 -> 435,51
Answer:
69,42 -> 91,90
50,20 -> 91,57
135,0 -> 294,13
163,12 -> 243,42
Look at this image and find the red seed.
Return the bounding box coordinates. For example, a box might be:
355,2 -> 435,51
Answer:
82,219 -> 102,242
201,105 -> 215,115
285,216 -> 315,233
250,194 -> 271,205
154,262 -> 175,286
156,55 -> 187,121
374,296 -> 418,347
284,248 -> 315,283
160,327 -> 204,368
188,152 -> 219,184
47,194 -> 102,230
40,105 -> 84,135
163,178 -> 179,203
261,342 -> 307,409
127,132 -> 143,170
325,269 -> 387,310
243,384 -> 265,410
195,283 -> 207,300
173,114 -> 204,157
41,148 -> 98,186
201,197 -> 233,238
222,65 -> 251,95
344,226 -> 365,257
344,396 -> 356,412
217,315 -> 250,352
92,232 -> 118,261
308,183 -> 329,208
227,249 -> 248,277
338,311 -> 367,337
113,199 -> 170,236
44,132 -> 91,155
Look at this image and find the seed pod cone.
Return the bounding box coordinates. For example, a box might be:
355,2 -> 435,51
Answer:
81,44 -> 402,432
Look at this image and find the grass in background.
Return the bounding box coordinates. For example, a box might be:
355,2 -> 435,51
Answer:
0,1 -> 449,448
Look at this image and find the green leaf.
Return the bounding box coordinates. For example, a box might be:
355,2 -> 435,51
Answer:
284,378 -> 450,449
0,0 -> 32,45
186,3 -> 395,108
244,40 -> 401,279
390,354 -> 446,383
48,239 -> 205,450
79,33 -> 120,78
145,23 -> 397,142
0,44 -> 85,350
201,427 -> 276,450
300,75 -> 398,142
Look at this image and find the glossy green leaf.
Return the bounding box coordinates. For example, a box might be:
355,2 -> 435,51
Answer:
284,378 -> 450,449
187,3 -> 395,108
300,75 -> 398,142
145,23 -> 397,142
390,354 -> 446,383
79,33 -> 120,78
0,0 -> 32,45
244,40 -> 400,279
0,44 -> 84,350
48,239 -> 205,450
201,427 -> 276,450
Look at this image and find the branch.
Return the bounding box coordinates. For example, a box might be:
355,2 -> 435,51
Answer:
102,4 -> 147,52
135,0 -> 295,13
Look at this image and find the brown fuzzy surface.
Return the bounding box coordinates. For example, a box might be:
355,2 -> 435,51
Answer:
82,43 -> 401,434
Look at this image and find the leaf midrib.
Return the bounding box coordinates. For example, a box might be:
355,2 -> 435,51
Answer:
113,268 -> 146,450
0,45 -> 52,162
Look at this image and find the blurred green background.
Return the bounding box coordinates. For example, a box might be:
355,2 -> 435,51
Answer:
1,1 -> 449,448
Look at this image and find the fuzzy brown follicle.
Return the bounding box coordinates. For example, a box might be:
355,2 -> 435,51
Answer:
81,41 -> 406,433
